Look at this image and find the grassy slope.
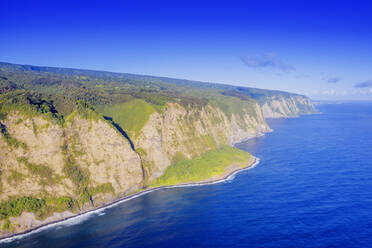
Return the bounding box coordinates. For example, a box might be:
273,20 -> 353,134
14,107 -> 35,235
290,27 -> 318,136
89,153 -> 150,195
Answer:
95,99 -> 158,138
150,146 -> 252,187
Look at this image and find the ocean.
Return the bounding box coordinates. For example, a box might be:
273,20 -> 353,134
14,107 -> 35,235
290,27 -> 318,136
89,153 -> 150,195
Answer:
3,102 -> 372,248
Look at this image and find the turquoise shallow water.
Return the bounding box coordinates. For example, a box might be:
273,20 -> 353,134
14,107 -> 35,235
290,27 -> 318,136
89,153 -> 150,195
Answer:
3,102 -> 372,248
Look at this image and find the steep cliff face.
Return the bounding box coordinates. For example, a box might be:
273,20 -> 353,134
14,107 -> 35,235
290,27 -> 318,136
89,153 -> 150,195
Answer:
0,110 -> 143,235
0,92 -> 316,238
0,111 -> 144,200
135,101 -> 270,181
0,62 -> 318,239
0,96 -> 272,236
64,115 -> 143,196
260,94 -> 316,118
0,113 -> 74,200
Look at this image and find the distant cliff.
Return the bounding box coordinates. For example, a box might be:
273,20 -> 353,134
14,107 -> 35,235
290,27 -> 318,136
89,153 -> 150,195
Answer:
261,94 -> 317,118
0,62 -> 316,238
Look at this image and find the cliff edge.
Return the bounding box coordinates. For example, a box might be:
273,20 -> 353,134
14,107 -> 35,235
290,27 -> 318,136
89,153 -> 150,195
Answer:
0,62 -> 316,238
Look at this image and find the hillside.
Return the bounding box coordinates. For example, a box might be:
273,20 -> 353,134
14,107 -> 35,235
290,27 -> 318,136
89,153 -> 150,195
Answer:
0,62 -> 316,238
0,62 -> 316,118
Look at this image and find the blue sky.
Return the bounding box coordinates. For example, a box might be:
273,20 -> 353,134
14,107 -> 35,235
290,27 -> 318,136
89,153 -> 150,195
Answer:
1,0 -> 372,100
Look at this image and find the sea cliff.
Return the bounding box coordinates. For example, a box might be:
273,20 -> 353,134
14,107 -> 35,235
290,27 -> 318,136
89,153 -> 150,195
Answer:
0,62 -> 316,238
261,94 -> 316,118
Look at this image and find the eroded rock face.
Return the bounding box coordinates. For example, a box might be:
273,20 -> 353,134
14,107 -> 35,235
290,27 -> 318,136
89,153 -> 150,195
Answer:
0,112 -> 143,201
228,103 -> 270,145
261,95 -> 316,118
0,93 -> 315,238
0,113 -> 74,200
135,102 -> 271,181
0,111 -> 144,237
65,117 -> 143,194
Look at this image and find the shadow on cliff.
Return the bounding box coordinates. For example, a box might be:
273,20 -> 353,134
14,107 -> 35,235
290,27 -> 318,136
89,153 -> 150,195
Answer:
103,116 -> 135,151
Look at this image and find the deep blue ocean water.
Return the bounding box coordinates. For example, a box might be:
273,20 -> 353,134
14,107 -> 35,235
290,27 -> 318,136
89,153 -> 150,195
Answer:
3,102 -> 372,248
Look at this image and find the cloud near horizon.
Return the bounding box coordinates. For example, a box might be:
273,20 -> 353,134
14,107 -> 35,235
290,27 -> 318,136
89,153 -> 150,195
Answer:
327,77 -> 342,83
354,80 -> 372,88
240,53 -> 295,72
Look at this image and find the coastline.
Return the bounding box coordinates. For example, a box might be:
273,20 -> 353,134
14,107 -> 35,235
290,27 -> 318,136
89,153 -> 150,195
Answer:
0,156 -> 260,243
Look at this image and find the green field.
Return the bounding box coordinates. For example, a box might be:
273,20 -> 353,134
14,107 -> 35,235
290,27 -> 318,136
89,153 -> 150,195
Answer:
95,99 -> 158,138
150,146 -> 252,187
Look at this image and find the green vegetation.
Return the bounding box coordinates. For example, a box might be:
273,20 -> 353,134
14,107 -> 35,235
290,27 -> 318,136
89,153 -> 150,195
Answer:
63,161 -> 90,204
0,123 -> 27,149
7,170 -> 26,185
195,134 -> 217,150
135,147 -> 155,183
88,183 -> 115,196
172,151 -> 186,164
0,62 -> 315,228
0,62 -> 312,160
62,159 -> 92,204
177,88 -> 260,130
31,119 -> 40,135
0,112 -> 7,121
0,196 -> 78,222
0,77 -> 17,94
15,118 -> 23,125
63,162 -> 88,187
0,170 -> 2,194
45,196 -> 77,213
64,100 -> 103,124
150,146 -> 252,187
210,95 -> 258,121
96,99 -> 157,138
63,161 -> 114,204
17,157 -> 56,185
75,100 -> 103,121
0,197 -> 45,220
0,61 -> 314,122
174,114 -> 219,155
0,90 -> 63,124
2,219 -> 13,232
0,61 -> 310,138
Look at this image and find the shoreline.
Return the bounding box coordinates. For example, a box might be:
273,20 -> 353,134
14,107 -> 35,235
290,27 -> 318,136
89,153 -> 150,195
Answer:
0,157 -> 260,244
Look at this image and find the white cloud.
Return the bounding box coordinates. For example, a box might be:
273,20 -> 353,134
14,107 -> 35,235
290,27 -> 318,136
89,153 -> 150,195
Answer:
240,53 -> 295,72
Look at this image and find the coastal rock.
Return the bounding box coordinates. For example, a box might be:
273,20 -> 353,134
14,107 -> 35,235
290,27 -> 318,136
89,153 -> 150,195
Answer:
0,92 -> 315,239
135,102 -> 270,181
261,95 -> 316,118
65,116 -> 143,194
